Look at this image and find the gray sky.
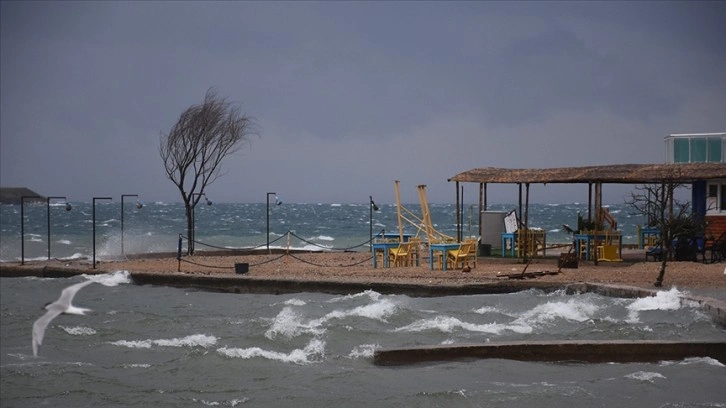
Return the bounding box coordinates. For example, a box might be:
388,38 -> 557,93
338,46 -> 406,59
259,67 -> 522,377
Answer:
1,1 -> 724,205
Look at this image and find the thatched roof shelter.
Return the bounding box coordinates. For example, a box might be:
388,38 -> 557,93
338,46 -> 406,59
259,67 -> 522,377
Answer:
446,163 -> 726,262
448,163 -> 726,185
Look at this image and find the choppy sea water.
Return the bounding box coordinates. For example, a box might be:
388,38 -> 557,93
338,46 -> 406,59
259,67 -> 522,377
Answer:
1,273 -> 725,407
1,201 -> 648,262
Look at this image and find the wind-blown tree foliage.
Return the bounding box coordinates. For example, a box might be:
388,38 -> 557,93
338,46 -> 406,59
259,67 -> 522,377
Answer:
627,180 -> 704,287
160,88 -> 255,254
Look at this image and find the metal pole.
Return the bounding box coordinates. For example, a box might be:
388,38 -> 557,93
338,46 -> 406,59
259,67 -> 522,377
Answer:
20,195 -> 40,265
93,197 -> 113,268
267,192 -> 276,252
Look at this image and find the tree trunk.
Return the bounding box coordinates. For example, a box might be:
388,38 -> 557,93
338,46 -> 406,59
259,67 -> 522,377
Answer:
185,203 -> 194,255
655,242 -> 669,287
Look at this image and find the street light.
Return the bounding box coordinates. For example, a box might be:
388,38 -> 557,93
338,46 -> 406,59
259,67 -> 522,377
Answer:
190,192 -> 212,255
47,196 -> 72,260
121,194 -> 143,256
370,196 -> 380,251
93,197 -> 113,268
20,195 -> 41,265
266,192 -> 281,252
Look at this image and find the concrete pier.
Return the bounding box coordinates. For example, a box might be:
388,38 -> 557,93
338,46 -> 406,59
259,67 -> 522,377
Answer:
374,340 -> 726,366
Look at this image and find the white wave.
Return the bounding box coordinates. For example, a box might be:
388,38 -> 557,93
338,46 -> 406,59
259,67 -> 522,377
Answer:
660,357 -> 726,367
515,298 -> 600,326
626,287 -> 698,323
60,326 -> 96,336
473,306 -> 503,315
266,298 -> 397,340
193,397 -> 249,407
625,371 -> 666,383
314,298 -> 398,324
329,289 -> 381,303
84,270 -> 131,286
265,307 -> 326,340
282,298 -> 306,306
217,338 -> 325,365
313,235 -> 335,241
395,315 -> 532,335
330,203 -> 342,207
59,253 -> 88,261
122,363 -> 151,368
111,334 -> 217,349
56,239 -> 72,245
348,344 -> 378,359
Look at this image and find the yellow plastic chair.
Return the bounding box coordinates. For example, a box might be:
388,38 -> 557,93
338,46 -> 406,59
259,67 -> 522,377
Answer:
388,242 -> 413,267
447,242 -> 473,270
597,245 -> 622,262
464,238 -> 478,268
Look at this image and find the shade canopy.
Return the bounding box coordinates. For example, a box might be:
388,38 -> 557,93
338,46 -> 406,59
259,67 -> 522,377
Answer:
448,163 -> 726,185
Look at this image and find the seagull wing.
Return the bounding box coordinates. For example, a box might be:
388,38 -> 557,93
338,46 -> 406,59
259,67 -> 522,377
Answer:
33,280 -> 94,357
55,280 -> 94,309
32,307 -> 63,357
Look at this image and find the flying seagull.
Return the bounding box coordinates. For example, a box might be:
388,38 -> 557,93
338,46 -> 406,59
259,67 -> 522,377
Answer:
32,280 -> 94,357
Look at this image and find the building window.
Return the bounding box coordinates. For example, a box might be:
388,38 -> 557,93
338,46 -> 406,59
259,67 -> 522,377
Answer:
673,139 -> 690,163
706,182 -> 726,213
666,134 -> 725,163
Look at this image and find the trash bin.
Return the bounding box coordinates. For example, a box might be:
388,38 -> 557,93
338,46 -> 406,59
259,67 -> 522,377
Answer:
235,263 -> 249,274
478,243 -> 491,257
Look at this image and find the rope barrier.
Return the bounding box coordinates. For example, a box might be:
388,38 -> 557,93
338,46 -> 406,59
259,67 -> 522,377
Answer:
175,229 -> 380,271
287,230 -> 376,251
286,252 -> 374,268
179,233 -> 287,251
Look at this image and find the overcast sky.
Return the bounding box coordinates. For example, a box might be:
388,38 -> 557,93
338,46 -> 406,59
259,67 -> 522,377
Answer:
1,1 -> 724,205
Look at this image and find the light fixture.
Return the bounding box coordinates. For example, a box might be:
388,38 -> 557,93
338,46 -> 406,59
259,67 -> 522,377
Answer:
266,192 -> 281,252
370,195 -> 379,251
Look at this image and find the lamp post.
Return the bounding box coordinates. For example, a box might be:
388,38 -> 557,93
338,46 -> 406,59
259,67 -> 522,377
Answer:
20,195 -> 41,265
190,193 -> 212,255
121,194 -> 143,256
369,196 -> 379,251
93,197 -> 113,268
266,192 -> 281,252
46,196 -> 72,260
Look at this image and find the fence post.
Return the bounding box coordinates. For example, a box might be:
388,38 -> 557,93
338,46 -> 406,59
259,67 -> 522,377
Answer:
177,234 -> 183,272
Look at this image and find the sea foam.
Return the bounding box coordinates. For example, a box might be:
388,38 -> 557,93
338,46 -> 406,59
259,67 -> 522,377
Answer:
84,270 -> 131,286
111,334 -> 217,349
217,338 -> 325,365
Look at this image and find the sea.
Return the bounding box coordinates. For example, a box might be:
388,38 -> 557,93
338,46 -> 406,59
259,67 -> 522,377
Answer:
1,201 -> 649,262
1,202 -> 726,407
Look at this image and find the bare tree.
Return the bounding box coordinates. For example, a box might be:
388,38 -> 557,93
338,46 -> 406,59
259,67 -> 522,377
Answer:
627,180 -> 703,287
160,88 -> 255,254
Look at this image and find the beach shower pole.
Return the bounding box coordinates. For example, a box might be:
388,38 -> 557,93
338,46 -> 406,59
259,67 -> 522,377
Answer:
20,195 -> 41,265
369,196 -> 379,251
93,197 -> 113,268
46,196 -> 71,260
266,192 -> 281,253
121,194 -> 142,256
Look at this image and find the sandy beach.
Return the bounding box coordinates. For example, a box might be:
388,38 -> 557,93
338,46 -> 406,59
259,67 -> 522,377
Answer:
9,250 -> 723,290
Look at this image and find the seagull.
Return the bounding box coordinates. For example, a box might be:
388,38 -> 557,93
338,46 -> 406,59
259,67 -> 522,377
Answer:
32,280 -> 94,357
